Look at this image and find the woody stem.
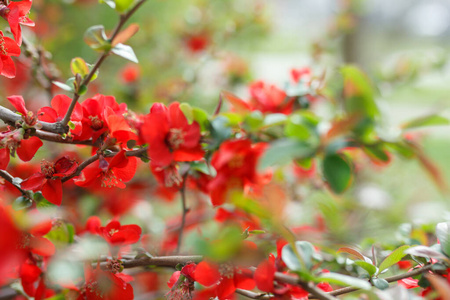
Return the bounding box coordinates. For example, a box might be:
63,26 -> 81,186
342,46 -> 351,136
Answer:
59,0 -> 147,132
176,170 -> 190,254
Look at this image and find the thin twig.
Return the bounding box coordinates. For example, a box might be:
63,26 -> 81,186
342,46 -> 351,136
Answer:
0,169 -> 28,196
62,154 -> 100,183
176,171 -> 189,254
60,0 -> 147,130
309,263 -> 435,299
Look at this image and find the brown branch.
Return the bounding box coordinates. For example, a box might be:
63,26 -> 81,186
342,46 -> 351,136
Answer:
60,0 -> 147,130
309,263 -> 435,299
235,289 -> 270,299
0,169 -> 28,196
98,255 -> 203,270
176,171 -> 189,254
62,154 -> 100,183
33,130 -> 94,145
0,105 -> 65,133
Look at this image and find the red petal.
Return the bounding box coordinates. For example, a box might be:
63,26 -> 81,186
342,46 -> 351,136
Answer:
167,271 -> 180,288
42,179 -> 63,205
1,56 -> 17,78
7,95 -> 27,115
37,106 -> 58,123
3,35 -> 21,56
29,220 -> 53,236
113,156 -> 137,183
30,236 -> 56,256
168,102 -> 187,129
194,262 -> 221,287
16,137 -> 43,162
0,148 -> 10,170
254,259 -> 275,292
86,216 -> 101,234
21,173 -> 46,191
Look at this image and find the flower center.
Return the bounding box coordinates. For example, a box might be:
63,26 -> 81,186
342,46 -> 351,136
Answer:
41,160 -> 55,178
219,264 -> 234,278
167,128 -> 185,150
108,229 -> 119,236
0,36 -> 7,56
228,154 -> 244,169
101,169 -> 121,188
89,116 -> 104,130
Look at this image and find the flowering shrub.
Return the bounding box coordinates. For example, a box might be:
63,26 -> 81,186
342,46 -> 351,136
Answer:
0,1 -> 449,300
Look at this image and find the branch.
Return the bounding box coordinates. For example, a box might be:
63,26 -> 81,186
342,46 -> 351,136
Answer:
0,169 -> 28,196
60,0 -> 147,130
235,289 -> 270,299
309,263 -> 435,299
0,105 -> 64,133
176,171 -> 189,254
61,154 -> 100,183
98,255 -> 203,270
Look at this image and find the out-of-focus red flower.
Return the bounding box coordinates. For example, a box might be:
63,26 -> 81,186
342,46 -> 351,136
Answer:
74,150 -> 137,189
0,129 -> 43,169
184,32 -> 209,53
0,0 -> 34,45
194,261 -> 255,299
38,94 -> 83,136
98,220 -> 142,246
249,81 -> 293,114
82,264 -> 134,300
215,207 -> 261,231
397,260 -> 412,270
21,156 -> 78,205
141,102 -> 204,168
120,63 -> 140,83
0,205 -> 22,285
208,139 -> 269,206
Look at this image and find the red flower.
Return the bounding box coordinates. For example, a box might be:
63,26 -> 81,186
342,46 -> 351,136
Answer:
0,0 -> 34,45
0,31 -> 21,78
0,129 -> 43,169
184,32 -> 209,53
74,150 -> 137,189
120,63 -> 140,83
98,220 -> 142,246
82,264 -> 134,300
21,156 -> 78,205
141,102 -> 204,168
78,94 -> 135,144
38,94 -> 83,136
208,139 -> 269,206
194,261 -> 255,299
0,205 -> 23,285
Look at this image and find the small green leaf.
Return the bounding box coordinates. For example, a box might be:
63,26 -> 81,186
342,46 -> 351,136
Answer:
436,222 -> 450,256
180,103 -> 194,125
13,196 -> 32,210
354,261 -> 377,276
371,277 -> 389,290
405,245 -> 448,261
84,25 -> 110,51
281,241 -> 315,271
68,121 -> 76,130
262,113 -> 287,128
259,139 -> 315,170
402,114 -> 449,130
111,43 -> 138,63
70,57 -> 89,77
78,85 -> 88,96
322,153 -> 353,194
53,81 -> 74,92
243,111 -> 264,132
377,245 -> 410,274
114,0 -> 135,13
317,272 -> 371,290
192,107 -> 209,131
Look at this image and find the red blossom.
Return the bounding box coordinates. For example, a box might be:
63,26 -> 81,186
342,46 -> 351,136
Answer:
0,129 -> 43,169
74,150 -> 137,189
21,156 -> 78,205
0,31 -> 21,78
208,139 -> 269,206
141,102 -> 204,168
82,264 -> 134,300
38,94 -> 83,136
0,0 -> 34,45
97,220 -> 142,246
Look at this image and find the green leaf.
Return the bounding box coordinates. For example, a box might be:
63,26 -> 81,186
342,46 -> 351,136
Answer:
208,116 -> 232,149
281,241 -> 315,271
99,0 -> 116,9
68,121 -> 76,130
436,222 -> 450,256
115,0 -> 135,13
180,103 -> 194,125
190,161 -> 216,177
341,66 -> 379,119
317,272 -> 371,290
354,261 -> 377,276
259,139 -> 315,170
78,85 -> 88,95
402,114 -> 449,130
322,153 -> 353,194
262,113 -> 287,128
243,111 -> 264,132
111,43 -> 138,63
53,81 -> 74,92
405,245 -> 448,261
377,245 -> 410,274
192,107 -> 209,131
371,277 -> 389,290
84,25 -> 110,51
13,196 -> 32,210
70,57 -> 89,77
